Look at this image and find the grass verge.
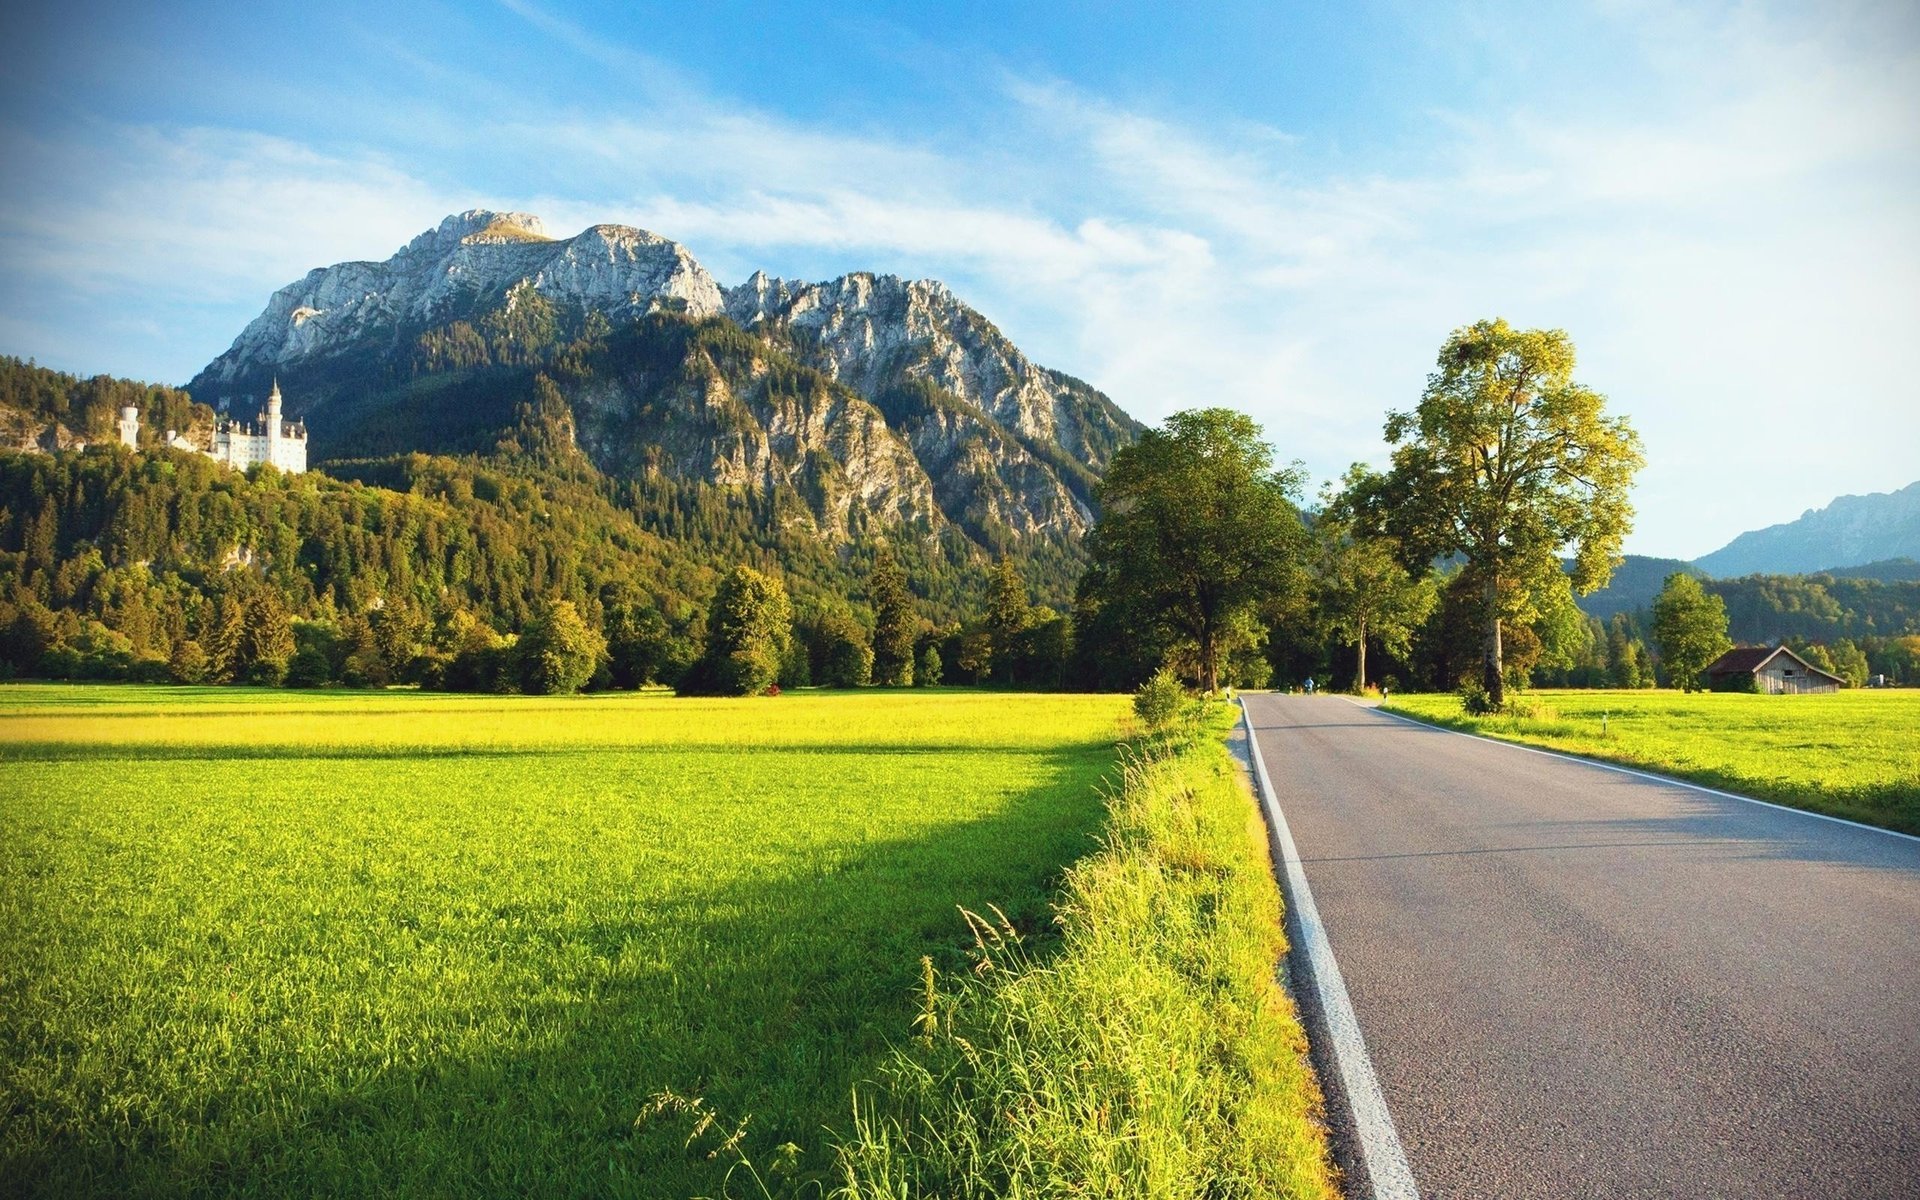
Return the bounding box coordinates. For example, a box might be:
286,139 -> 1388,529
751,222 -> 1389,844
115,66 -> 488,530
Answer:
827,704 -> 1340,1199
1383,689 -> 1920,835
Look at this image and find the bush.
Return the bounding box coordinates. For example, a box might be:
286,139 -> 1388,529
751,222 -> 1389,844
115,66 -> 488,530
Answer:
285,646 -> 332,688
1460,677 -> 1498,715
1133,667 -> 1188,732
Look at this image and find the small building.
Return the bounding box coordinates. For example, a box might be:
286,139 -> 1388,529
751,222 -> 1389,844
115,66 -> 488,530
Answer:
1705,645 -> 1843,694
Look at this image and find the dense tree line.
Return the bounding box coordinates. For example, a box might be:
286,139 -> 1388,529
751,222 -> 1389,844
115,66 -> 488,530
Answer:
1,356 -> 211,447
0,437 -> 1090,695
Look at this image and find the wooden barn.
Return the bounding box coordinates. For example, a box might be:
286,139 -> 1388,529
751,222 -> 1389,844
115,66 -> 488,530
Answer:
1705,646 -> 1844,694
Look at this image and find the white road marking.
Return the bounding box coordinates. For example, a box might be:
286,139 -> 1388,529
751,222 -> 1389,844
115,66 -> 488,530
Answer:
1355,699 -> 1920,846
1240,699 -> 1421,1200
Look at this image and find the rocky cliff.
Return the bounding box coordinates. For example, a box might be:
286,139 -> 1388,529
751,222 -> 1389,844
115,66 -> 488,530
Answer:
188,211 -> 1140,560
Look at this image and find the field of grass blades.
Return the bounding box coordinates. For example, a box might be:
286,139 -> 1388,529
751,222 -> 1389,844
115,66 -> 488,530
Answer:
828,705 -> 1340,1199
1382,689 -> 1920,835
1,686 -> 1133,1197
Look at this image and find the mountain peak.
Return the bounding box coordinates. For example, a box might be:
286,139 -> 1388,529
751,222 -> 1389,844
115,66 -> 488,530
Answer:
195,211 -> 725,395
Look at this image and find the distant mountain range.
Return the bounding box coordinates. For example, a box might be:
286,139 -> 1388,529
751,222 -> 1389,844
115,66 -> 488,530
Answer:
1691,481 -> 1920,578
1574,480 -> 1920,619
186,210 -> 1140,566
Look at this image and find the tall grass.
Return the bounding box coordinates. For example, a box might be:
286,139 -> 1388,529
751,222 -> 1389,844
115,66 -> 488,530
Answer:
830,707 -> 1339,1199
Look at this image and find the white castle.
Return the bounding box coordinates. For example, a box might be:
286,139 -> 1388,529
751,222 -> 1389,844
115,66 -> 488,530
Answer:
118,380 -> 308,474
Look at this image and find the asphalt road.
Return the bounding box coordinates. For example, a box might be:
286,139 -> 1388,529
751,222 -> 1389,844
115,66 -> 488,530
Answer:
1243,693 -> 1920,1200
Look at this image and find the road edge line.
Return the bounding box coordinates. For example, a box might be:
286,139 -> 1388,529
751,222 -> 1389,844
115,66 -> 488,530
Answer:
1240,698 -> 1420,1200
1353,699 -> 1920,846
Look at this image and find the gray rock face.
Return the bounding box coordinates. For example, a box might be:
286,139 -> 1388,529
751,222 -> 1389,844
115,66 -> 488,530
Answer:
725,270 -> 1133,471
198,211 -> 725,389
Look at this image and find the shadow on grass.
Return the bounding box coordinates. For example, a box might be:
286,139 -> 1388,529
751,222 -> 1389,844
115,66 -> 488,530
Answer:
7,747 -> 1116,1200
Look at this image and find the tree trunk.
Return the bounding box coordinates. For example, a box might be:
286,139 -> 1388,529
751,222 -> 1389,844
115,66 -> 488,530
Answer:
1355,616 -> 1368,694
1483,574 -> 1505,708
1201,625 -> 1219,695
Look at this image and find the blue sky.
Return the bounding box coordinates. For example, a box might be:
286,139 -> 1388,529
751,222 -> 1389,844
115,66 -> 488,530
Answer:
2,0 -> 1916,559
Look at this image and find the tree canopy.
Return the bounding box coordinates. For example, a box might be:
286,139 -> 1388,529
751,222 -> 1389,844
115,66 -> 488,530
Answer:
1369,320 -> 1642,707
1650,573 -> 1731,692
1078,408 -> 1308,693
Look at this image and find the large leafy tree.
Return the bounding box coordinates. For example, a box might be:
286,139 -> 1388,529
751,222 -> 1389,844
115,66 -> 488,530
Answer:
688,566 -> 793,696
1079,408 -> 1309,693
517,599 -> 606,695
1650,572 -> 1730,692
1372,320 -> 1643,708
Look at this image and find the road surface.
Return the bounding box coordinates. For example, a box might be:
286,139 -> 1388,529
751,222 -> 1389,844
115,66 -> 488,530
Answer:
1243,693 -> 1920,1199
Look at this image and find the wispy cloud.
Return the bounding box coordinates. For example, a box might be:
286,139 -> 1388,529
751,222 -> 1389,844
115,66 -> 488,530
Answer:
2,0 -> 1915,556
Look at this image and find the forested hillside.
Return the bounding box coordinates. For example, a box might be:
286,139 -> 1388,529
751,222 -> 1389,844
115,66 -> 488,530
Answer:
0,350 -> 1091,689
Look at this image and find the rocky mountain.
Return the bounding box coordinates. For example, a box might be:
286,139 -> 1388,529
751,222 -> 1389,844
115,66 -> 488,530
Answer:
194,211 -> 724,394
187,211 -> 1139,565
1693,481 -> 1920,577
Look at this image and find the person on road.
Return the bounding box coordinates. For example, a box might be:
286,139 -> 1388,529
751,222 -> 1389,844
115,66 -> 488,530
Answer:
1305,676 -> 1315,694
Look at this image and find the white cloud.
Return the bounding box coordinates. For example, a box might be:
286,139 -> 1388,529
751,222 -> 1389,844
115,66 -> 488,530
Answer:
2,0 -> 1914,557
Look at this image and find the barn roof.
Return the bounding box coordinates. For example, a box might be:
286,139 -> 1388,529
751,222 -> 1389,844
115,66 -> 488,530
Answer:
1706,646 -> 1777,674
1705,644 -> 1845,684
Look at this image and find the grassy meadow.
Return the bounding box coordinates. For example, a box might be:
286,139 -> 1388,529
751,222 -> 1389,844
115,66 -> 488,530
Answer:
0,686 -> 1131,1197
1384,689 -> 1920,834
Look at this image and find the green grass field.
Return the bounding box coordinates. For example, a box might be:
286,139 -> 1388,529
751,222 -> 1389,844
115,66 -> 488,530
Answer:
0,686 -> 1131,1197
1383,689 -> 1920,834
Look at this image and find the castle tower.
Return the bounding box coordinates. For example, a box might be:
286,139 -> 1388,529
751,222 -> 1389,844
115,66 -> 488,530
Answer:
118,405 -> 139,449
265,378 -> 283,465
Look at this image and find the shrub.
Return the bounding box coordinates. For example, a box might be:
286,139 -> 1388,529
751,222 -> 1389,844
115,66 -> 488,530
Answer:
285,646 -> 332,688
1133,667 -> 1188,732
1460,677 -> 1498,715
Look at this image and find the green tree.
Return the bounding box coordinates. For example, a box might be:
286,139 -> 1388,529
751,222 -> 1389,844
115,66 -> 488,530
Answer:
1079,408 -> 1309,693
1829,638 -> 1869,688
816,612 -> 874,688
1605,617 -> 1642,690
687,566 -> 793,696
1313,497 -> 1436,692
1651,572 -> 1731,692
984,560 -> 1033,683
237,590 -> 295,686
167,638 -> 208,684
868,548 -> 917,687
1371,320 -> 1643,709
517,599 -> 604,694
603,591 -> 673,689
203,593 -> 246,683
915,641 -> 943,686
